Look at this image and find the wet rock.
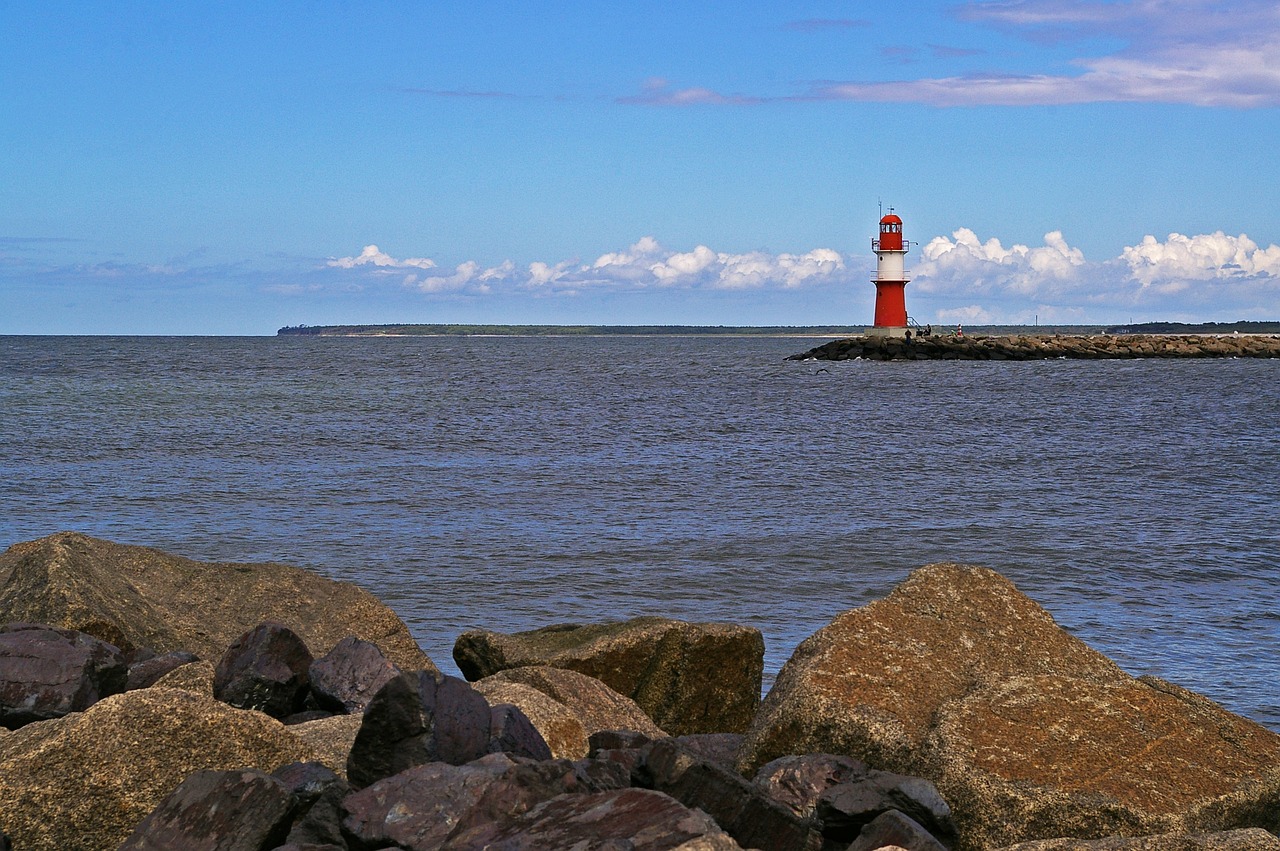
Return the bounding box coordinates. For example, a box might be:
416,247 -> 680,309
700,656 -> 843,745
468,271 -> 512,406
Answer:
737,563 -> 1280,849
752,752 -> 869,819
126,649 -> 199,691
345,670 -> 490,789
0,622 -> 128,728
477,665 -> 665,738
118,768 -> 297,851
455,615 -> 763,735
443,786 -> 744,850
847,810 -> 949,851
643,737 -> 824,851
0,687 -> 310,851
341,752 -> 583,850
488,701 -> 553,760
473,678 -> 589,759
0,532 -> 434,672
214,621 -> 314,718
308,634 -> 400,715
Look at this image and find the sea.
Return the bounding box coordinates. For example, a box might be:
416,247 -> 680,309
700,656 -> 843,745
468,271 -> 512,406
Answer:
1,334 -> 1277,731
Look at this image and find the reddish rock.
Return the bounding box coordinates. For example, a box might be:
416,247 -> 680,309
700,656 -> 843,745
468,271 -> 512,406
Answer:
307,635 -> 400,715
214,622 -> 313,719
455,616 -> 763,735
488,701 -> 553,760
118,769 -> 296,851
0,622 -> 127,728
737,563 -> 1280,849
752,753 -> 869,819
125,650 -> 199,691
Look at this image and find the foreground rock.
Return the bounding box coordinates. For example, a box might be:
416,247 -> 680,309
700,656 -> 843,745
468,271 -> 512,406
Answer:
790,333 -> 1280,361
0,688 -> 310,851
0,532 -> 434,672
0,623 -> 127,728
738,562 -> 1280,849
997,829 -> 1280,850
455,616 -> 763,735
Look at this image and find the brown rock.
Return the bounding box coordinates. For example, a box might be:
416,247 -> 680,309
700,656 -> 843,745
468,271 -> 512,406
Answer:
473,679 -> 589,759
151,659 -> 216,695
478,665 -> 665,738
286,713 -> 363,779
737,563 -> 1280,850
0,687 -> 311,851
997,828 -> 1280,850
0,532 -> 434,672
454,616 -> 762,735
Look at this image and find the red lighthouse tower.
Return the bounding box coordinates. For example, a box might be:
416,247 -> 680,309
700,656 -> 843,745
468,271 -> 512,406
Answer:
868,209 -> 911,337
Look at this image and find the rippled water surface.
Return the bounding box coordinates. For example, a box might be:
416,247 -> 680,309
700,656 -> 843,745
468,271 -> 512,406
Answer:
2,335 -> 1277,729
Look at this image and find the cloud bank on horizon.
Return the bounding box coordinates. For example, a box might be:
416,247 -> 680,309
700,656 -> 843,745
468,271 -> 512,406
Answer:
316,228 -> 1280,325
626,0 -> 1280,108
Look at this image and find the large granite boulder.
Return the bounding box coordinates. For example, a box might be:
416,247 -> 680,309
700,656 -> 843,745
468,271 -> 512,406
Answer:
454,616 -> 763,735
0,532 -> 434,672
0,622 -> 127,727
737,563 -> 1280,850
0,687 -> 311,851
477,665 -> 666,739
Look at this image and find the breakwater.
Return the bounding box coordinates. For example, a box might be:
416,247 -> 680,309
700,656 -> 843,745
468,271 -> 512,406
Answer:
789,333 -> 1280,361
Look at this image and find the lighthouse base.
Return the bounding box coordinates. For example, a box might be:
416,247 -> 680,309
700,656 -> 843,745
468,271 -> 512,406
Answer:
864,326 -> 910,338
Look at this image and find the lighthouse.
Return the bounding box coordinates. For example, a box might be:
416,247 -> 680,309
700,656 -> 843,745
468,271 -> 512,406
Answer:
868,208 -> 911,337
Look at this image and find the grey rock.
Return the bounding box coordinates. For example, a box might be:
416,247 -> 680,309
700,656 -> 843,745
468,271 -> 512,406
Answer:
308,635 -> 400,715
489,701 -> 553,760
847,809 -> 949,851
752,753 -> 869,819
214,621 -> 314,718
126,650 -> 199,691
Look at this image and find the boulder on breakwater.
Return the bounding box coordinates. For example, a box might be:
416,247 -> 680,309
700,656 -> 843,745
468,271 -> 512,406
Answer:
0,531 -> 435,673
789,333 -> 1280,361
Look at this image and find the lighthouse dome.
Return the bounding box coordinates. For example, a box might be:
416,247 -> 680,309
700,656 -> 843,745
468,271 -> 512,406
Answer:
879,213 -> 902,226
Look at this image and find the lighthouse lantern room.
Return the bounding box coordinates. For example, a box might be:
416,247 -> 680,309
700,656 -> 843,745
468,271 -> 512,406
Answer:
867,208 -> 912,337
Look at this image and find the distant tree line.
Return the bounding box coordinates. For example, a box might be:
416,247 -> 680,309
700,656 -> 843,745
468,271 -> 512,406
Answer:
1105,321 -> 1280,334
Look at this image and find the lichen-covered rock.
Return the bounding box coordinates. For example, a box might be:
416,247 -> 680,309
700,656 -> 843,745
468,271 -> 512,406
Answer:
0,687 -> 310,851
0,532 -> 434,672
473,678 -> 589,759
996,828 -> 1280,850
0,623 -> 127,727
477,665 -> 665,739
737,563 -> 1280,850
455,616 -> 762,735
125,650 -> 199,691
151,659 -> 216,695
285,714 -> 363,779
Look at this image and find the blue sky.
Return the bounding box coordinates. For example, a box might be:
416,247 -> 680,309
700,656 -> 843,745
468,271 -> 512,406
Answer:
2,1 -> 1278,334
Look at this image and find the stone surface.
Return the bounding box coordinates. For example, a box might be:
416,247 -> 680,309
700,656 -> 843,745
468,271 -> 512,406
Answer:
443,787 -> 745,850
455,616 -> 763,735
473,678 -> 590,759
752,752 -> 869,819
346,670 -> 491,789
672,732 -> 744,772
307,634 -> 400,715
125,650 -> 200,691
0,622 -> 128,727
272,762 -> 350,849
488,701 -> 554,760
214,622 -> 314,718
341,752 -> 584,850
737,563 -> 1280,850
817,770 -> 954,845
118,768 -> 297,851
643,737 -> 824,851
285,713 -> 363,779
791,333 -> 1280,362
997,829 -> 1280,850
478,665 -> 665,738
151,658 -> 216,695
0,687 -> 310,851
847,810 -> 949,851
0,532 -> 434,672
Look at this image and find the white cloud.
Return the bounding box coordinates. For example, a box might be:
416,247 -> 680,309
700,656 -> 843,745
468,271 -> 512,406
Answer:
913,226 -> 1280,322
327,244 -> 437,271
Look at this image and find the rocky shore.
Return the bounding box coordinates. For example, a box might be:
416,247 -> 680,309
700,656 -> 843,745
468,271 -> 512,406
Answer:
2,532 -> 1279,851
788,333 -> 1280,362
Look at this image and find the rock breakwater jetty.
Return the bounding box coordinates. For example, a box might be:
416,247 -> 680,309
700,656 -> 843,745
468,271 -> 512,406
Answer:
3,533 -> 1280,850
790,333 -> 1280,362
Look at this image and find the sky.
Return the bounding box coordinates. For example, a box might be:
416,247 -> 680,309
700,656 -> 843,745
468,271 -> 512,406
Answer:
2,1 -> 1278,334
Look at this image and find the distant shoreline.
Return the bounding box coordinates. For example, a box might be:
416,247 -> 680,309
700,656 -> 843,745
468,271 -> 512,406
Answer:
276,321 -> 1280,338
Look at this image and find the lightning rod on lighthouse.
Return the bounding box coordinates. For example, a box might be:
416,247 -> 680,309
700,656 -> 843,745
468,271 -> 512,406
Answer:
867,208 -> 912,337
